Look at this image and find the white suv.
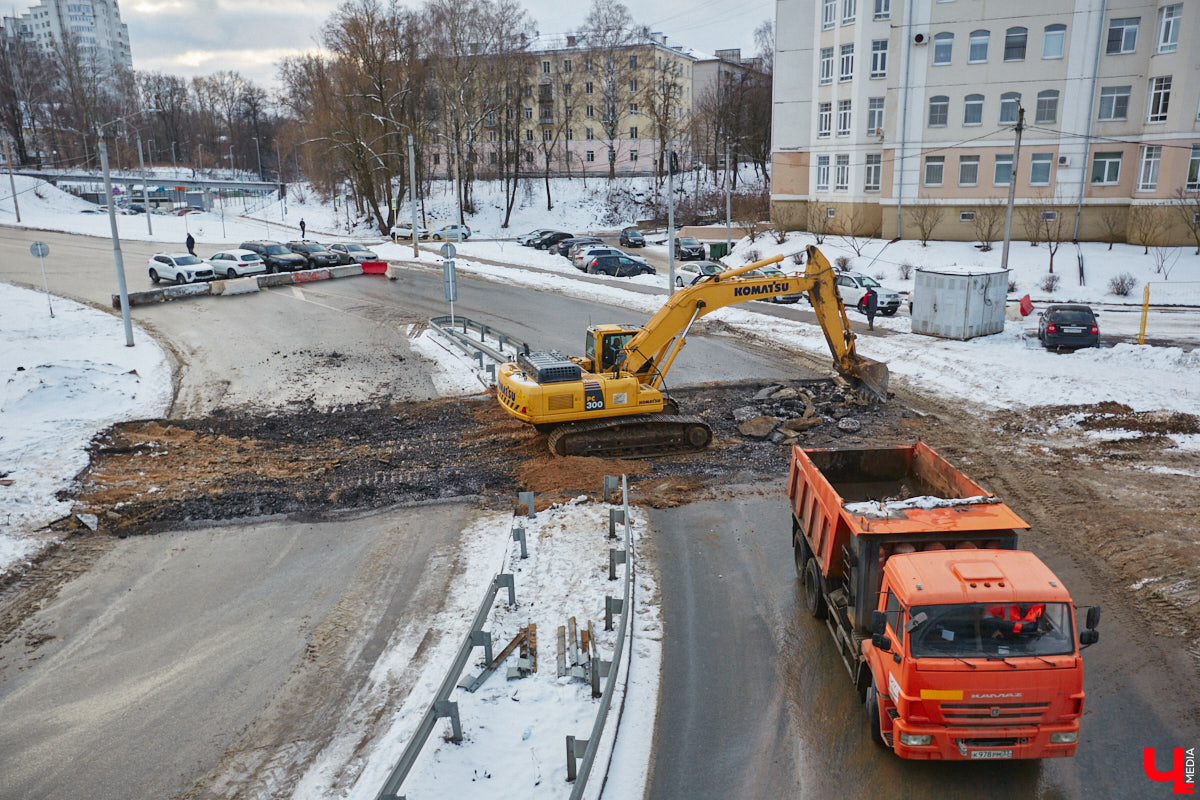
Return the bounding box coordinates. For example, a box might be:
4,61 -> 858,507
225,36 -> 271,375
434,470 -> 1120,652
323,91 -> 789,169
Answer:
834,272 -> 902,316
148,253 -> 215,284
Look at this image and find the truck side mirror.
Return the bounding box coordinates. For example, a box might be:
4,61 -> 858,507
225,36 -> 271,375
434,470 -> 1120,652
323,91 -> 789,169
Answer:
1079,629 -> 1099,647
1085,606 -> 1101,629
872,633 -> 892,652
871,610 -> 887,635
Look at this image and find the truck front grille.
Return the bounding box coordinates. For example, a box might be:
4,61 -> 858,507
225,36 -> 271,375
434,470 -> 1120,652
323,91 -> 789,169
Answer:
940,702 -> 1050,726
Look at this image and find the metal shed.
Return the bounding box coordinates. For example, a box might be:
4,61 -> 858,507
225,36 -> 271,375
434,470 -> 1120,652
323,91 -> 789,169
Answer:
911,266 -> 1009,340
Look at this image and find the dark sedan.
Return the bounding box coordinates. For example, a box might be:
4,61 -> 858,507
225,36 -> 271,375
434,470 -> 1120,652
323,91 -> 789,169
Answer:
557,236 -> 604,257
239,240 -> 308,273
619,227 -> 645,247
1038,304 -> 1099,350
287,240 -> 341,269
532,231 -> 574,250
585,254 -> 656,277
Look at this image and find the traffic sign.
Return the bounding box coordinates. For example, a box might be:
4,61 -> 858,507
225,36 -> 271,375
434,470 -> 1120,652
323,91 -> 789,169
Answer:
443,259 -> 458,302
439,242 -> 456,259
30,241 -> 49,258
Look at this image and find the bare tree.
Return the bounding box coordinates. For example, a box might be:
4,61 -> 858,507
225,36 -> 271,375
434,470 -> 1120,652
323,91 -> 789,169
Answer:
838,205 -> 872,256
1128,206 -> 1161,255
733,191 -> 770,242
0,36 -> 53,165
970,201 -> 1004,251
1018,203 -> 1043,247
578,0 -> 637,179
1098,206 -> 1124,251
1036,206 -> 1068,273
1170,187 -> 1200,255
908,204 -> 944,247
753,19 -> 774,75
805,201 -> 832,244
1150,246 -> 1180,279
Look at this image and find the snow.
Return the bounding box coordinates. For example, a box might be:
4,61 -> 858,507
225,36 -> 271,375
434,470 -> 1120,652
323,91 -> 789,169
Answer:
0,282 -> 171,572
407,327 -> 490,396
844,495 -> 1000,518
296,496 -> 660,800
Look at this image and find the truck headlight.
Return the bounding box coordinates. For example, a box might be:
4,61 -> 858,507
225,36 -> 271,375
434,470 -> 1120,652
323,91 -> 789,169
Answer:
1050,732 -> 1077,744
899,733 -> 932,746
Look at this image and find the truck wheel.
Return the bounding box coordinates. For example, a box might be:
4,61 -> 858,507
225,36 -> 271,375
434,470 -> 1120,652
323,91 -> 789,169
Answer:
804,558 -> 828,620
866,683 -> 885,746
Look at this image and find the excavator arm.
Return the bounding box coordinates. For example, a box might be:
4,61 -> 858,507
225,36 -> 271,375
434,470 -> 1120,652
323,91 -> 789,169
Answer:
619,245 -> 889,399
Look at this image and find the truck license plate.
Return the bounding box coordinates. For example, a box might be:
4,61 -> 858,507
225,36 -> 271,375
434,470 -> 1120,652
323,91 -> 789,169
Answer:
970,749 -> 1013,759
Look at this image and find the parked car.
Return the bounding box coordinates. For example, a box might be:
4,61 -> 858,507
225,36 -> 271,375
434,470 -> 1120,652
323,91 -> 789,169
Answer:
390,223 -> 429,240
758,265 -> 804,303
239,240 -> 308,272
619,227 -> 645,247
519,228 -> 556,245
287,240 -> 341,269
1038,304 -> 1100,350
148,253 -> 215,284
833,271 -> 901,316
673,260 -> 725,287
175,206 -> 204,216
532,231 -> 574,250
585,254 -> 656,277
429,224 -> 471,241
674,236 -> 705,261
206,249 -> 267,279
330,242 -> 380,264
574,246 -> 648,271
557,236 -> 604,258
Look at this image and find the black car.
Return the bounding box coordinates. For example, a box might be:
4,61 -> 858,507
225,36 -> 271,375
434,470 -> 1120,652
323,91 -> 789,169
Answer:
557,236 -> 604,258
532,231 -> 574,250
239,240 -> 308,273
674,236 -> 705,260
585,254 -> 656,277
619,228 -> 645,247
1038,304 -> 1099,350
287,240 -> 341,269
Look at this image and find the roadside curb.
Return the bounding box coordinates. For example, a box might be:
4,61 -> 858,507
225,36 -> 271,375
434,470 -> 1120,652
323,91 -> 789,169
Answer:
113,262 -> 378,308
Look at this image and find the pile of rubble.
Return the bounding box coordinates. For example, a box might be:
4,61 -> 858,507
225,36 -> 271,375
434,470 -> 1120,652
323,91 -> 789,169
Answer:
731,381 -> 875,445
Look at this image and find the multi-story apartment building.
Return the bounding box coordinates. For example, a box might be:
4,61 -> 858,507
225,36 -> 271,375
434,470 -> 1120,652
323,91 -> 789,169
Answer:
2,0 -> 133,86
772,0 -> 1200,244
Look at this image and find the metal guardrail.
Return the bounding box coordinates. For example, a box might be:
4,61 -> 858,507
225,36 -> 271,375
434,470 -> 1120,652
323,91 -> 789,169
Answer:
375,572 -> 517,800
428,315 -> 532,367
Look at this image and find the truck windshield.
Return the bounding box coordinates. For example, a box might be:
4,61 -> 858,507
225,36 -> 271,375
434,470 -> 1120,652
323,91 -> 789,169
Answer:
908,602 -> 1074,659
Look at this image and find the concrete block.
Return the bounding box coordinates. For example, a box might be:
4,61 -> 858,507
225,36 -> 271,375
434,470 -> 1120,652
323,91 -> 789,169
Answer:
114,290 -> 164,308
213,277 -> 261,296
293,268 -> 331,283
330,264 -> 363,279
163,283 -> 212,300
257,272 -> 295,288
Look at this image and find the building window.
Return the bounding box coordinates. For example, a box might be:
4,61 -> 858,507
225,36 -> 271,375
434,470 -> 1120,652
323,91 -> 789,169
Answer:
1147,76 -> 1171,123
866,97 -> 885,134
959,155 -> 979,186
586,104 -> 594,117
433,153 -> 440,166
630,103 -> 638,113
1186,145 -> 1199,190
526,151 -> 533,163
1042,24 -> 1066,59
963,94 -> 984,126
566,129 -> 573,141
1035,90 -> 1059,124
968,30 -> 989,63
818,102 -> 832,137
924,156 -> 945,186
839,44 -> 854,81
960,211 -> 976,222
928,95 -> 949,127
1106,17 -> 1138,54
1029,153 -> 1053,185
835,154 -> 850,189
820,47 -> 834,84
933,32 -> 953,65
994,154 -> 1012,185
873,0 -> 890,20
1138,145 -> 1160,190
837,100 -> 852,135
1158,5 -> 1181,53
542,60 -> 550,74
816,155 -> 830,190
586,127 -> 594,140
586,150 -> 595,162
870,40 -> 887,78
629,126 -> 638,139
823,0 -> 836,29
524,107 -> 533,119
1098,86 -> 1130,121
865,153 -> 882,190
629,79 -> 637,92
1004,27 -> 1027,61
525,129 -> 533,141
842,0 -> 856,23
541,129 -> 551,142
563,59 -> 572,72
1091,151 -> 1122,184
629,55 -> 637,69
630,150 -> 638,161
585,82 -> 593,94
999,91 -> 1021,124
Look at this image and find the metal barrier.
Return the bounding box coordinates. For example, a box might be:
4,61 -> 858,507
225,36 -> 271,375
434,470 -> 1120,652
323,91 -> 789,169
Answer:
428,315 -> 532,366
375,572 -> 517,800
565,474 -> 633,799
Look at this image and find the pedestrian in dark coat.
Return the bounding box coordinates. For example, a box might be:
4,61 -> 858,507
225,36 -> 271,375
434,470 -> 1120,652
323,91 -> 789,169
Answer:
185,233 -> 195,255
299,218 -> 306,238
865,286 -> 878,330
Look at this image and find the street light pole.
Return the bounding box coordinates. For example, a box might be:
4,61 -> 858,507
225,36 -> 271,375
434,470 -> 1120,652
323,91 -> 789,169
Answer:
99,139 -> 134,347
137,134 -> 153,235
252,136 -> 263,181
667,139 -> 676,291
3,136 -> 20,223
171,141 -> 177,176
408,134 -> 419,258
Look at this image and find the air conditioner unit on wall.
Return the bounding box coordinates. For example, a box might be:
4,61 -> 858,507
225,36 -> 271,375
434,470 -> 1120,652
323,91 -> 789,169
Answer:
913,33 -> 927,45
1058,156 -> 1070,166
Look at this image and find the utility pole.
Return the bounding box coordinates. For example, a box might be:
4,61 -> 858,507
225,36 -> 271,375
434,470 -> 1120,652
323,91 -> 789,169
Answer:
252,136 -> 263,181
275,139 -> 285,220
3,137 -> 20,223
667,139 -> 676,291
724,138 -> 731,255
408,134 -> 419,258
171,141 -> 177,176
137,134 -> 152,235
99,140 -> 134,347
1000,107 -> 1024,270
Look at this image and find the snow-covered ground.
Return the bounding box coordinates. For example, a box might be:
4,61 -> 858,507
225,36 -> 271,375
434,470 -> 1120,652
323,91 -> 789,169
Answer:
0,283 -> 171,571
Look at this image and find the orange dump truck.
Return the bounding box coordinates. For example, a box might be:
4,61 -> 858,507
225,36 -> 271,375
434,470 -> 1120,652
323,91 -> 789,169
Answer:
788,442 -> 1100,761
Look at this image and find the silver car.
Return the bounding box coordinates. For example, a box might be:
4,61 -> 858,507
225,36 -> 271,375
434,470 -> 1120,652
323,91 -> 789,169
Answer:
330,243 -> 380,263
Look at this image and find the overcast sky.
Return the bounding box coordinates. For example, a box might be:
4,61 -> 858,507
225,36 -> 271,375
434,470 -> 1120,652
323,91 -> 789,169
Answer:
124,0 -> 773,88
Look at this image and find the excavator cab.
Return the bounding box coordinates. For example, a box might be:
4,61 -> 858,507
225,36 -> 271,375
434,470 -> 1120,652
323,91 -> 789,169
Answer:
585,326 -> 639,373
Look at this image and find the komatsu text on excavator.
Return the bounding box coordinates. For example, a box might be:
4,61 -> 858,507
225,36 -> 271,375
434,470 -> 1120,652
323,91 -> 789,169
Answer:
496,245 -> 889,457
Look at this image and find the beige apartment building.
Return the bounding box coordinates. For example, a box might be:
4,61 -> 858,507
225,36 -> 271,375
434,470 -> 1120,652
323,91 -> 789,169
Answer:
772,0 -> 1200,244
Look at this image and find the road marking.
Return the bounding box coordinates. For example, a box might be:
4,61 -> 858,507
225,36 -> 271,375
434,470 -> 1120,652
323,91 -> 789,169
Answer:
291,286 -> 304,299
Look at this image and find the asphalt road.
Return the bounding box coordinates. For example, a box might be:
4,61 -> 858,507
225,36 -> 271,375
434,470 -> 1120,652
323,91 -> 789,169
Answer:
647,487 -> 1197,800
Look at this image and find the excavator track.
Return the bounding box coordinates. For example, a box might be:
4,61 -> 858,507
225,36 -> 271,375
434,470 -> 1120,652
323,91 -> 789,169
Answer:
546,414 -> 713,458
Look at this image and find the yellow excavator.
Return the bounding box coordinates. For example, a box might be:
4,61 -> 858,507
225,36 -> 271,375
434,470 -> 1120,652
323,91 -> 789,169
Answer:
496,244 -> 889,457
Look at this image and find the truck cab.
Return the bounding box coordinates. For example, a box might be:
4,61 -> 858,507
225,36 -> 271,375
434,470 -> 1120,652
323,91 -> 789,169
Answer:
863,549 -> 1093,760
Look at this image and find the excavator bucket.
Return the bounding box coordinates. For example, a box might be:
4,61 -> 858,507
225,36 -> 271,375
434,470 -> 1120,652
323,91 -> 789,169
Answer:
846,356 -> 890,401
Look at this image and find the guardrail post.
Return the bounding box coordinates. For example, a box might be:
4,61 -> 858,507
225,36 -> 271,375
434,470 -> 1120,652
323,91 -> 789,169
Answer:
480,324 -> 488,342
468,630 -> 493,666
485,364 -> 496,383
475,352 -> 484,369
518,491 -> 536,519
495,573 -> 516,605
433,699 -> 462,742
512,526 -> 528,559
605,595 -> 624,631
565,735 -> 589,782
608,508 -> 625,540
608,549 -> 626,581
602,475 -> 620,503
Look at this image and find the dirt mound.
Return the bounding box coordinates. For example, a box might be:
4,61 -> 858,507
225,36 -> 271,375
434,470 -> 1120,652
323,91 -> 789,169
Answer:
1077,408 -> 1200,436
